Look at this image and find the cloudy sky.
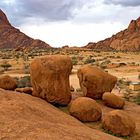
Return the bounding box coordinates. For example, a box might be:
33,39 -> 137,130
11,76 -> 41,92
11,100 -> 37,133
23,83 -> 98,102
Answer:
0,0 -> 140,47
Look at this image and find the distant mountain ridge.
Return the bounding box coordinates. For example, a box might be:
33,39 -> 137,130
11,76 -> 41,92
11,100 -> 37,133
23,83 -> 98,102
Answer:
0,9 -> 51,49
84,17 -> 140,51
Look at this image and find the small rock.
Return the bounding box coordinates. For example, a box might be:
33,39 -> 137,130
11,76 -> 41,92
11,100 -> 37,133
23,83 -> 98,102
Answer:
0,75 -> 17,90
102,92 -> 125,109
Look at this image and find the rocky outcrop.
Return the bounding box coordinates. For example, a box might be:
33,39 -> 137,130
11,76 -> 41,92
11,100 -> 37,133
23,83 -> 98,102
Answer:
30,55 -> 72,106
77,65 -> 117,99
85,17 -> 140,51
0,88 -> 123,140
102,92 -> 125,109
102,110 -> 136,136
0,9 -> 51,49
0,75 -> 17,90
69,97 -> 102,122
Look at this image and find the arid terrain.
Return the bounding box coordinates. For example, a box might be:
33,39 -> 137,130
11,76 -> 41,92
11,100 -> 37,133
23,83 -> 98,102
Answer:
0,8 -> 140,140
0,48 -> 140,139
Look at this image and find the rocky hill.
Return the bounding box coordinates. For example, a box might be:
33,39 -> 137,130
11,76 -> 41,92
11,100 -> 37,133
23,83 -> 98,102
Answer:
0,88 -> 123,140
0,9 -> 51,49
85,17 -> 140,51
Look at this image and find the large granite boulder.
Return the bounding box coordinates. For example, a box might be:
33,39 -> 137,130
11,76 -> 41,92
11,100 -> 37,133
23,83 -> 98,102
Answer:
0,75 -> 17,90
0,88 -> 122,140
102,92 -> 125,109
77,65 -> 117,99
102,110 -> 136,136
30,55 -> 72,106
69,97 -> 102,122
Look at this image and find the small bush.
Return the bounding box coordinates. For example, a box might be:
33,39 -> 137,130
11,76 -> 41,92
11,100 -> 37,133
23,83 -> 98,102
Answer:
16,76 -> 31,88
71,56 -> 78,65
138,74 -> 140,80
84,58 -> 95,64
135,93 -> 140,105
0,63 -> 12,71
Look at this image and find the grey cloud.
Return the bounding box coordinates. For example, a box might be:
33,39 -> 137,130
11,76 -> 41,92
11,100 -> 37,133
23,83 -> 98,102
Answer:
104,0 -> 140,7
0,0 -> 86,26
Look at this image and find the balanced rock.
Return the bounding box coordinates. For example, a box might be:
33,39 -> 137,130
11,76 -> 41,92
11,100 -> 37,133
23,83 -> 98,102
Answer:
77,65 -> 117,99
69,97 -> 102,122
30,55 -> 72,106
102,92 -> 125,109
102,110 -> 136,136
0,75 -> 17,90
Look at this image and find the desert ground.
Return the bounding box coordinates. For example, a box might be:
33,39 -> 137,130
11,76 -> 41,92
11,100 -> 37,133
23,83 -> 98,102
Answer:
0,48 -> 140,140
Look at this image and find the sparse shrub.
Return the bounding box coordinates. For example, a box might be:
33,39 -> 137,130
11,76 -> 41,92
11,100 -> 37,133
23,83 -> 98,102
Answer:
138,74 -> 140,80
16,76 -> 31,88
119,63 -> 126,66
116,56 -> 121,58
84,58 -> 95,64
0,62 -> 12,71
135,93 -> 140,105
23,63 -> 30,74
100,65 -> 107,69
71,56 -> 78,65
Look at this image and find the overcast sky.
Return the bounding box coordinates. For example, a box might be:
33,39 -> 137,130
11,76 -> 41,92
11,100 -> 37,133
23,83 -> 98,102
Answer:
0,0 -> 140,47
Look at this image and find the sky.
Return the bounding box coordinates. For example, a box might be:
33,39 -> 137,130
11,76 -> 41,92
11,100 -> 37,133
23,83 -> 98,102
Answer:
0,0 -> 140,47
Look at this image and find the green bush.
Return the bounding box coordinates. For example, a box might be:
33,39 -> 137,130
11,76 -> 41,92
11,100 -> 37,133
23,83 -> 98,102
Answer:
71,56 -> 78,65
16,76 -> 31,88
84,58 -> 95,64
135,93 -> 140,105
138,74 -> 140,80
0,63 -> 12,71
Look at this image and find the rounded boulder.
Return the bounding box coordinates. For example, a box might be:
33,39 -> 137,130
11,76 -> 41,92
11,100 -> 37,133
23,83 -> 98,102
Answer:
102,110 -> 136,136
77,65 -> 117,99
69,97 -> 102,122
102,92 -> 125,109
0,75 -> 17,90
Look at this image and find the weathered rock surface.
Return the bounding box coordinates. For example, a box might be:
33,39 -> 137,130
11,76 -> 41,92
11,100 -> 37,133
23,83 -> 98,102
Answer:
15,87 -> 33,94
30,55 -> 72,105
69,97 -> 102,122
102,92 -> 125,109
102,110 -> 136,136
0,75 -> 17,90
77,65 -> 117,99
0,9 -> 51,49
0,88 -> 123,140
84,17 -> 140,51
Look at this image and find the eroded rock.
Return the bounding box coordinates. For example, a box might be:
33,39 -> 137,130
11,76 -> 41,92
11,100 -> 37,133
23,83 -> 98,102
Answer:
30,55 -> 72,105
102,92 -> 125,109
77,65 -> 117,99
102,110 -> 136,136
69,97 -> 102,122
0,75 -> 17,90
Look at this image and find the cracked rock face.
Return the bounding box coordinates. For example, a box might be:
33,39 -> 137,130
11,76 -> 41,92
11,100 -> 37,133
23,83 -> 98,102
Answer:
30,55 -> 72,106
85,17 -> 140,51
77,65 -> 117,99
